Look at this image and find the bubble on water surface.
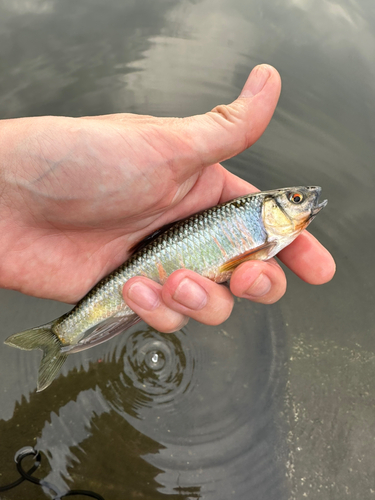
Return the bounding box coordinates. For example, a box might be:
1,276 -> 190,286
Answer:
104,328 -> 196,416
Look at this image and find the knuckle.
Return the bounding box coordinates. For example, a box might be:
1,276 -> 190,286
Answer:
209,101 -> 245,124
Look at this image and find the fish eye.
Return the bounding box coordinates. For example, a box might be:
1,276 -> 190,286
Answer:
289,192 -> 303,204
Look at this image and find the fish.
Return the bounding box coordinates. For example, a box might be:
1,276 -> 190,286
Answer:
4,186 -> 327,391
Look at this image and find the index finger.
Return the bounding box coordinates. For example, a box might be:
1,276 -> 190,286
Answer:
278,231 -> 335,285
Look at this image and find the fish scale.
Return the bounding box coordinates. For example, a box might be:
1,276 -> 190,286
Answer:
4,186 -> 327,391
54,195 -> 266,343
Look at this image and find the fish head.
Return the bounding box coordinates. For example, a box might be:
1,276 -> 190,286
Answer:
263,186 -> 327,239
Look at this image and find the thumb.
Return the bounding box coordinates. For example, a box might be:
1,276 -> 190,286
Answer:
170,64 -> 281,180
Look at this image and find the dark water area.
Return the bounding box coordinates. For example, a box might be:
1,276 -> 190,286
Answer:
1,0 -> 375,499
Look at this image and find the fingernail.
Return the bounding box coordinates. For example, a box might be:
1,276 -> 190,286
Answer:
173,278 -> 208,310
240,65 -> 271,98
244,273 -> 272,298
127,282 -> 160,310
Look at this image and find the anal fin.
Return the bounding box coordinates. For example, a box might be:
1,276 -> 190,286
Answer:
61,313 -> 141,354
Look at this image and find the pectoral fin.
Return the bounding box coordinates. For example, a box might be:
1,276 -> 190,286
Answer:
219,242 -> 276,274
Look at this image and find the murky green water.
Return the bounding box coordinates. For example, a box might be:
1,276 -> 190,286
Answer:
1,0 -> 375,498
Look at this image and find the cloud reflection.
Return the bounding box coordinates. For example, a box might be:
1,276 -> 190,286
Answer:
1,0 -> 56,14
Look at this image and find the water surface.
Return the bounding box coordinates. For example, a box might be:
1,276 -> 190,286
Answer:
1,0 -> 375,498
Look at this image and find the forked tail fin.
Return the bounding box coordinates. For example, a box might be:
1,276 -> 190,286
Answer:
4,321 -> 67,392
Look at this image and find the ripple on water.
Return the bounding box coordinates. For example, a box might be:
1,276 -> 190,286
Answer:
105,328 -> 196,417
90,301 -> 289,498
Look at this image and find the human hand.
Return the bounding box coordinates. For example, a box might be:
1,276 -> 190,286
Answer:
0,64 -> 335,333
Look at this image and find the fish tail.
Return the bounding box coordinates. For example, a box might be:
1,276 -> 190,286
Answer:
4,321 -> 67,392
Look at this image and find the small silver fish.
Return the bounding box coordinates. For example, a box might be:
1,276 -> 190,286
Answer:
5,186 -> 327,391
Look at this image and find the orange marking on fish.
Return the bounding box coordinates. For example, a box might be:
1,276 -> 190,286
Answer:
295,217 -> 311,232
233,217 -> 254,249
213,237 -> 228,258
179,257 -> 186,268
222,219 -> 243,249
219,242 -> 276,273
156,261 -> 168,284
222,228 -> 235,247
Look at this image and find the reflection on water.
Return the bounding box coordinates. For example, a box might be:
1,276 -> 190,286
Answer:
0,305 -> 287,498
1,0 -> 375,498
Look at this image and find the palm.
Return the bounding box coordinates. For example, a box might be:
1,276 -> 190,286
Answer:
0,114 -> 255,302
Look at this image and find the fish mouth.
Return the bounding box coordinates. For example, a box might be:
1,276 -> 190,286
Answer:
295,196 -> 327,232
311,198 -> 328,216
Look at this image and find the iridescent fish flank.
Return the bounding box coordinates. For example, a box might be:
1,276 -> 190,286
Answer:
4,186 -> 327,391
